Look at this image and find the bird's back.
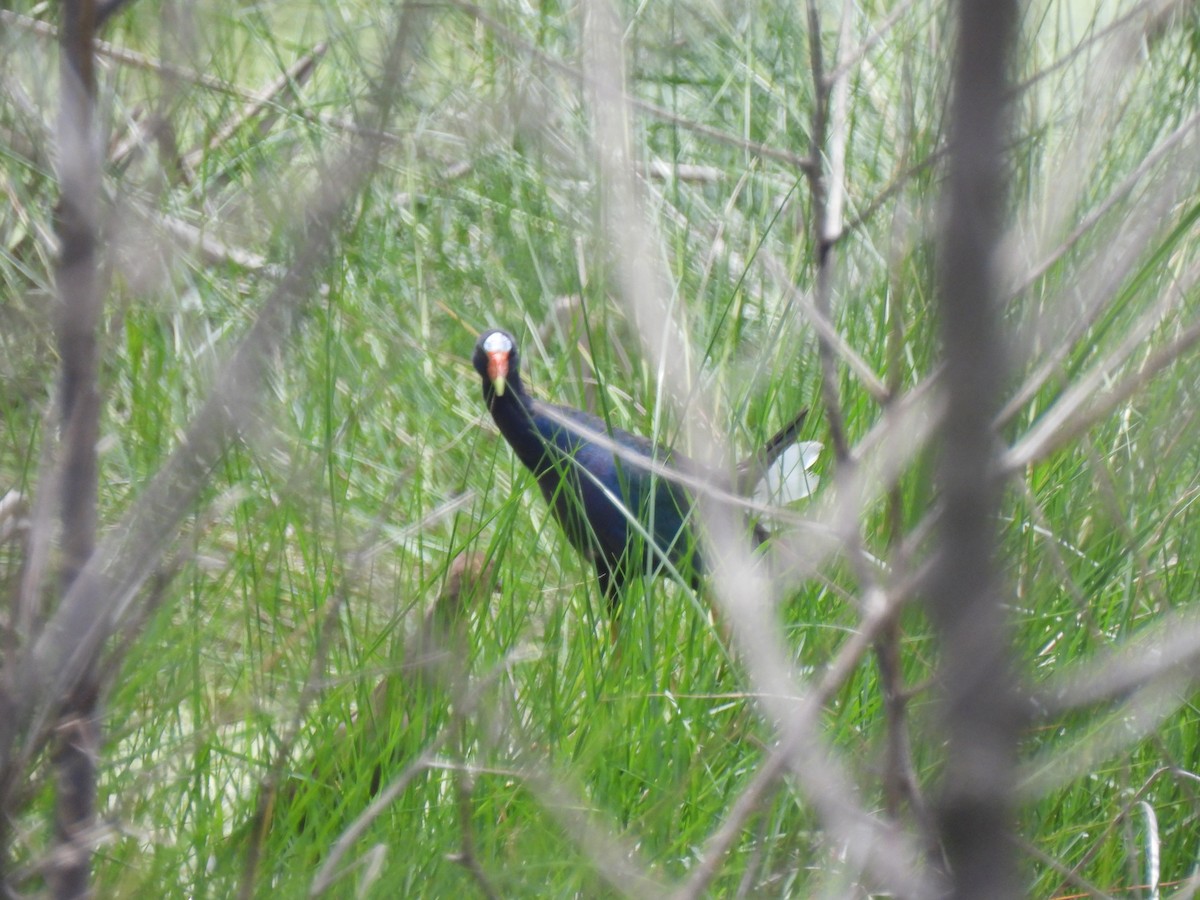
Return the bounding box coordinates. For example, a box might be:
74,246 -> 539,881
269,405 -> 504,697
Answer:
529,400 -> 702,586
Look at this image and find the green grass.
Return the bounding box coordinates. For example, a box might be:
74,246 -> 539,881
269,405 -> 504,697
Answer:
2,0 -> 1200,896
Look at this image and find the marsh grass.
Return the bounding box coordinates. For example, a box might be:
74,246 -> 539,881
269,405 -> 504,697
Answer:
2,0 -> 1200,896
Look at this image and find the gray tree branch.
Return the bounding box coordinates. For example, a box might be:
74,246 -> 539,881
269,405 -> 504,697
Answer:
925,0 -> 1023,896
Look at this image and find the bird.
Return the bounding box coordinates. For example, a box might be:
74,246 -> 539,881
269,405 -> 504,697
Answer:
473,327 -> 810,609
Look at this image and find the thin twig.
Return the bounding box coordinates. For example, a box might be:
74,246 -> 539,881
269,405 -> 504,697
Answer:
805,0 -> 853,466
1014,835 -> 1118,900
676,580 -> 933,899
449,768 -> 502,900
1036,612 -> 1200,717
1009,0 -> 1187,106
440,0 -> 816,173
1025,766 -> 1178,900
758,249 -> 890,403
0,9 -> 423,887
236,475 -> 408,899
999,110 -> 1200,427
824,0 -> 925,86
310,738 -> 452,896
233,13 -> 430,896
181,43 -> 328,173
1003,305 -> 1200,474
877,151 -> 933,838
0,10 -> 403,145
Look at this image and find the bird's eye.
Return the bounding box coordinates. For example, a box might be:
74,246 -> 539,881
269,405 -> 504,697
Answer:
483,332 -> 513,354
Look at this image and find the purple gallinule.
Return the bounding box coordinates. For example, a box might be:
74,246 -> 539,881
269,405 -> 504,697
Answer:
474,328 -> 811,608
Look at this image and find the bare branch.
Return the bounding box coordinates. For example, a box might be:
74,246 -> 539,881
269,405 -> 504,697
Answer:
441,0 -> 816,174
1036,611 -> 1200,717
1003,275 -> 1200,475
48,0 -> 104,893
824,0 -> 926,87
0,10 -> 402,146
924,0 -> 1023,896
310,735 -> 454,896
677,580 -> 936,899
180,42 -> 329,174
0,8 -> 426,894
578,0 -> 936,891
1000,111 -> 1200,429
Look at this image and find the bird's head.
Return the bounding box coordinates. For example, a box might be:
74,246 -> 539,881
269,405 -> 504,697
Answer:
473,328 -> 519,398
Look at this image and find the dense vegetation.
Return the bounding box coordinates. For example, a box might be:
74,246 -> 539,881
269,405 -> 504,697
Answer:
2,0 -> 1199,895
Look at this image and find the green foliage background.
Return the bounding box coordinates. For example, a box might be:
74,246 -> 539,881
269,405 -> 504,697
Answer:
2,0 -> 1199,895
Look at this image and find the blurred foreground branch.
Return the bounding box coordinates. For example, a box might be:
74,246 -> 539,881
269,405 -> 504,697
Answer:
925,0 -> 1023,897
47,1 -> 104,894
0,2 -> 426,894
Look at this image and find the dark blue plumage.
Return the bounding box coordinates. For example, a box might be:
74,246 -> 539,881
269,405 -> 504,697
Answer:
474,328 -> 702,603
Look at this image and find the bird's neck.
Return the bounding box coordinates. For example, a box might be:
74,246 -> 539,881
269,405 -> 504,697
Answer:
485,380 -> 553,473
